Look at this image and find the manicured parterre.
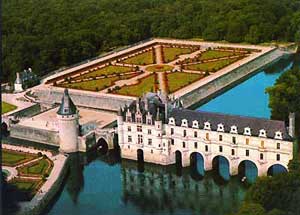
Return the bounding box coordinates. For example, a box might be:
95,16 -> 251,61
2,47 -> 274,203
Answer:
2,101 -> 17,114
146,64 -> 174,72
122,51 -> 154,65
2,149 -> 37,167
167,72 -> 203,93
163,47 -> 192,62
185,58 -> 240,72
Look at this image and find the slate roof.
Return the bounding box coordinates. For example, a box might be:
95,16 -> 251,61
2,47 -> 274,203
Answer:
169,108 -> 292,141
57,89 -> 77,115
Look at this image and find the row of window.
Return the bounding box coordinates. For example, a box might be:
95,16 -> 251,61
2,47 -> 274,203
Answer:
171,128 -> 282,149
126,116 -> 152,125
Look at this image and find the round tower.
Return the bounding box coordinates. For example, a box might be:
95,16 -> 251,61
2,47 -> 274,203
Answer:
14,72 -> 24,93
57,89 -> 79,153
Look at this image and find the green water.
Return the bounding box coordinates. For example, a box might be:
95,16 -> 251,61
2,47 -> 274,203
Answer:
42,54 -> 300,215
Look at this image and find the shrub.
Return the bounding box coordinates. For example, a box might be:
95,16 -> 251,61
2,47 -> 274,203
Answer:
37,152 -> 42,157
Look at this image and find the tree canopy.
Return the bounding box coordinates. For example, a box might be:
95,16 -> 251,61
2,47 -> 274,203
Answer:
3,0 -> 300,81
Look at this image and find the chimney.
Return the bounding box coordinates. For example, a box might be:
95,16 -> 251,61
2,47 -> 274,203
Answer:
289,112 -> 295,138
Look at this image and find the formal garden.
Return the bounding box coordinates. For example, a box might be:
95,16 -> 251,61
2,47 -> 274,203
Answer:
50,42 -> 257,96
2,149 -> 54,201
122,51 -> 154,65
2,101 -> 17,114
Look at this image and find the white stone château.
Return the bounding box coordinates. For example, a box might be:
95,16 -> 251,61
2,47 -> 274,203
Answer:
14,72 -> 24,93
57,89 -> 80,153
118,93 -> 294,176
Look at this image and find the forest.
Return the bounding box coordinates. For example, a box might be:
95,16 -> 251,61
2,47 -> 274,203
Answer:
2,0 -> 300,82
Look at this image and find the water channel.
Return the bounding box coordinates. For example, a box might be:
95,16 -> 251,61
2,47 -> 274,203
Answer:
41,54 -> 299,215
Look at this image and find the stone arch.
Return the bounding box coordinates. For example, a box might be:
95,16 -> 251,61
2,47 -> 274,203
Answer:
1,122 -> 8,136
95,138 -> 109,154
212,155 -> 230,181
137,149 -> 144,163
238,160 -> 258,183
267,163 -> 288,176
175,150 -> 182,167
190,152 -> 205,180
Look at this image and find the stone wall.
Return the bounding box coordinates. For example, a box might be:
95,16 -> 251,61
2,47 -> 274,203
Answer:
34,88 -> 134,111
10,124 -> 59,146
181,48 -> 284,108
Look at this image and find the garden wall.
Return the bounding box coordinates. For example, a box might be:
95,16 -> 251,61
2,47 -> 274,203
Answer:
34,88 -> 135,111
10,124 -> 60,146
181,48 -> 285,108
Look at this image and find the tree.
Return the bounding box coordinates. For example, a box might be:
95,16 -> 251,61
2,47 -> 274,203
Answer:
236,203 -> 266,215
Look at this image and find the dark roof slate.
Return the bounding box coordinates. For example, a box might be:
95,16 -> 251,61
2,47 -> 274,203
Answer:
57,89 -> 77,115
169,108 -> 292,141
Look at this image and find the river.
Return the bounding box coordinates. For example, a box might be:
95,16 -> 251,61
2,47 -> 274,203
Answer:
44,54 -> 299,215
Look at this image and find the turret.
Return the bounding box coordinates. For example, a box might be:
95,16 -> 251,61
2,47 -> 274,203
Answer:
117,107 -> 124,146
57,89 -> 79,153
289,112 -> 295,138
155,108 -> 163,131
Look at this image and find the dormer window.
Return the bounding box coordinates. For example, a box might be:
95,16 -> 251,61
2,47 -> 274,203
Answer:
217,124 -> 224,132
275,131 -> 282,140
181,119 -> 188,127
136,116 -> 142,123
192,120 -> 199,128
259,129 -> 267,138
127,116 -> 132,122
230,125 -> 238,134
168,117 -> 175,125
204,122 -> 211,130
244,127 -> 251,136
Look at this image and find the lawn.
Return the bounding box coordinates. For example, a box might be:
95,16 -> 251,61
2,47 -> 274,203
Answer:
167,72 -> 203,93
11,179 -> 40,191
114,74 -> 156,97
19,157 -> 53,176
73,65 -> 134,80
2,101 -> 17,114
185,58 -> 239,72
2,149 -> 37,166
60,73 -> 138,91
163,47 -> 192,62
197,50 -> 239,61
122,51 -> 154,65
146,64 -> 174,72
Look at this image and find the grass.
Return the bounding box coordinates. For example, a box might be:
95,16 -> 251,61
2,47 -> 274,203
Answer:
197,50 -> 238,61
2,101 -> 17,114
115,74 -> 156,97
163,47 -> 192,62
19,157 -> 52,176
167,72 -> 203,93
185,58 -> 239,72
123,51 -> 154,65
2,149 -> 37,166
60,73 -> 138,91
73,65 -> 134,80
146,64 -> 174,72
11,180 -> 40,191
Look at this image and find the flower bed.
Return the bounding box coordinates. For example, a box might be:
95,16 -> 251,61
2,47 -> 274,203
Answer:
2,149 -> 37,167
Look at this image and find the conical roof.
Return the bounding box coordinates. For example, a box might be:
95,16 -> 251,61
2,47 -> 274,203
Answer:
57,89 -> 77,115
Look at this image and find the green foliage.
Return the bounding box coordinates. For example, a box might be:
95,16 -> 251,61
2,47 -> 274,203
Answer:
3,0 -> 300,82
266,67 -> 300,121
236,203 -> 266,215
1,102 -> 17,114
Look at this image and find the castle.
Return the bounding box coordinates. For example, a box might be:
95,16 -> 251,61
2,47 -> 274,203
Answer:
117,92 -> 294,176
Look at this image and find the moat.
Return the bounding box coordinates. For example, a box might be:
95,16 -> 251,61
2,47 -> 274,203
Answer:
39,54 -> 298,215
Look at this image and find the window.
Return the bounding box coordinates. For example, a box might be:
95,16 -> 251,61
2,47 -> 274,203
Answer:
204,122 -> 211,130
259,129 -> 266,137
138,135 -> 143,144
217,124 -> 224,132
147,119 -> 152,125
171,139 -> 175,145
194,131 -> 197,138
230,126 -> 238,133
137,125 -> 142,132
128,145 -> 130,149
205,145 -> 208,152
136,117 -> 142,123
148,129 -> 152,135
183,130 -> 187,137
232,136 -> 236,144
260,153 -> 264,160
246,138 -> 249,145
206,133 -> 209,140
277,154 -> 280,161
128,136 -> 132,142
261,141 -> 264,148
231,149 -> 235,156
277,142 -> 280,149
148,139 -> 152,145
182,142 -> 186,148
246,150 -> 249,156
127,116 -> 132,122
171,128 -> 174,135
128,126 -> 131,132
219,135 -> 223,141
219,146 -> 223,152
194,142 -> 198,149
151,149 -> 153,154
